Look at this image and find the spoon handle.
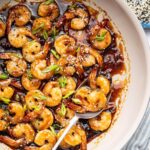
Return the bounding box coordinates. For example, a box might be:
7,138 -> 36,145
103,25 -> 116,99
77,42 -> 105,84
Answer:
52,115 -> 79,150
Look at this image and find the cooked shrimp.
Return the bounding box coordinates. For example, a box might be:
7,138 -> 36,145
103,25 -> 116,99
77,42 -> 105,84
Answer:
8,102 -> 25,124
25,90 -> 46,110
32,17 -> 52,36
43,81 -> 62,107
54,35 -> 76,55
22,41 -> 50,63
57,125 -> 86,149
21,71 -> 41,91
55,107 -> 75,127
0,20 -> 6,38
89,111 -> 112,131
7,5 -> 31,33
38,1 -> 59,21
57,55 -> 76,76
11,123 -> 35,144
60,76 -> 76,96
8,27 -> 37,48
90,27 -> 112,50
32,108 -> 54,130
0,86 -> 14,99
65,6 -> 89,30
0,109 -> 8,131
31,59 -> 54,80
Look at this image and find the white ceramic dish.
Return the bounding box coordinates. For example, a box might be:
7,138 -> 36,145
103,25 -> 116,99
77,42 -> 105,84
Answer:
0,0 -> 150,150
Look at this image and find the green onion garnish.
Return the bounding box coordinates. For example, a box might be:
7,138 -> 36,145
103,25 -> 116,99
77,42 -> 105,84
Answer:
51,49 -> 60,59
63,91 -> 75,99
58,76 -> 67,88
42,64 -> 60,73
0,73 -> 9,80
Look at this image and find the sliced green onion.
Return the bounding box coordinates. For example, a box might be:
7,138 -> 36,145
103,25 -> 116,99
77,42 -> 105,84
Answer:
31,105 -> 41,111
32,23 -> 45,34
76,47 -> 81,52
63,91 -> 75,99
15,94 -> 20,101
26,70 -> 33,80
44,0 -> 54,5
50,126 -> 56,135
0,97 -> 10,104
0,73 -> 8,80
51,49 -> 60,59
95,31 -> 107,41
33,91 -> 47,100
58,103 -> 67,117
58,76 -> 67,88
43,30 -> 49,40
51,26 -> 58,39
11,53 -> 23,59
72,98 -> 82,105
52,123 -> 62,130
42,64 -> 60,73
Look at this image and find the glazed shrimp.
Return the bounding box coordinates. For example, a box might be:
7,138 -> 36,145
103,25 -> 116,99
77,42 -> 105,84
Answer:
43,81 -> 62,107
90,26 -> 112,50
57,55 -> 76,76
31,59 -> 54,80
7,5 -> 31,33
55,107 -> 75,127
8,102 -> 25,124
25,90 -> 46,110
54,35 -> 76,55
11,123 -> 35,144
38,1 -> 59,21
0,20 -> 6,38
0,109 -> 8,131
60,76 -> 76,96
0,53 -> 27,77
32,108 -> 54,130
21,71 -> 41,91
89,111 -> 112,131
22,41 -> 50,63
57,125 -> 87,149
0,86 -> 14,99
65,5 -> 89,30
8,27 -> 37,48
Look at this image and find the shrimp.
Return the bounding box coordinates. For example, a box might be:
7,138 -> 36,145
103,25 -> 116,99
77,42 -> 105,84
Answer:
11,123 -> 35,144
89,111 -> 112,131
0,86 -> 14,99
21,71 -> 41,91
0,20 -> 6,38
90,26 -> 112,50
42,81 -> 62,107
38,1 -> 59,21
25,90 -> 46,111
32,108 -> 54,130
65,6 -> 89,30
77,45 -> 103,67
0,109 -> 8,131
57,125 -> 87,150
8,27 -> 37,48
22,41 -> 50,63
57,55 -> 76,76
32,17 -> 52,37
55,107 -> 75,127
60,76 -> 76,96
7,5 -> 31,33
31,59 -> 54,80
8,102 -> 25,124
54,35 -> 76,56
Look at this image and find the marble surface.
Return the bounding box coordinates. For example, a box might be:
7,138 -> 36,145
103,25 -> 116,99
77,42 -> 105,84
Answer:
122,30 -> 150,150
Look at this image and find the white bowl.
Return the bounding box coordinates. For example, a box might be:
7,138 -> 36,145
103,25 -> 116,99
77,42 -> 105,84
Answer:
0,0 -> 149,150
88,0 -> 150,150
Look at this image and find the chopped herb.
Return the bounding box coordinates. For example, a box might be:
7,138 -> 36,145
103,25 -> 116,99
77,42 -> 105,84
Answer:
63,91 -> 75,99
31,105 -> 41,111
58,103 -> 67,117
44,0 -> 54,5
50,126 -> 56,135
29,40 -> 36,46
0,97 -> 10,104
76,47 -> 80,52
52,123 -> 62,130
43,30 -> 49,40
32,23 -> 45,34
58,76 -> 67,88
27,70 -> 33,80
95,31 -> 107,41
15,94 -> 20,101
42,64 -> 60,73
51,49 -> 60,59
72,98 -> 82,105
51,27 -> 58,39
0,73 -> 8,80
33,91 -> 47,100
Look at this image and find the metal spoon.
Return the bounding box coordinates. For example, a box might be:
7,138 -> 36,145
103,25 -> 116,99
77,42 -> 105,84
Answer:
52,110 -> 103,150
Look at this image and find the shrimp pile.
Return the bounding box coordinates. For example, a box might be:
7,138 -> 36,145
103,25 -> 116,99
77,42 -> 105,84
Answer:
0,0 -> 127,150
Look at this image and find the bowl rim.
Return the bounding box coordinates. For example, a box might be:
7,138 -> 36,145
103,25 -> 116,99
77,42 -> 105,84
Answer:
113,0 -> 150,149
